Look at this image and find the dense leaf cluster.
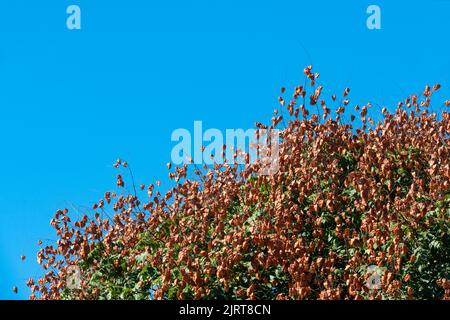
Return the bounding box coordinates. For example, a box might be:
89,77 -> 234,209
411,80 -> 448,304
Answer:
29,67 -> 450,299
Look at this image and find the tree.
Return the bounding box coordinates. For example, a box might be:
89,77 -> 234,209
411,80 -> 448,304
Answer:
29,67 -> 450,300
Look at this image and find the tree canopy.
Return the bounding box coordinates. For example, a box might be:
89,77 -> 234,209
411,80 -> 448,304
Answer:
29,67 -> 450,300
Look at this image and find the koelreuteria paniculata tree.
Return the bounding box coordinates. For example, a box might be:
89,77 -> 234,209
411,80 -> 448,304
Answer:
29,67 -> 450,300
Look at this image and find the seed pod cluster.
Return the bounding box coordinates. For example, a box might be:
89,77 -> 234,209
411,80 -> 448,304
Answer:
29,67 -> 450,300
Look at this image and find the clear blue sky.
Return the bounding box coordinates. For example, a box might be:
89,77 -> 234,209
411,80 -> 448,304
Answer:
0,0 -> 449,299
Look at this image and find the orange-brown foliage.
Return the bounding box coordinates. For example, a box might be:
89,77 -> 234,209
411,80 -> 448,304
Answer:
29,67 -> 450,300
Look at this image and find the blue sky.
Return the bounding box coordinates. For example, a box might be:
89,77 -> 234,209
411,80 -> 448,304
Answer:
0,0 -> 449,299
